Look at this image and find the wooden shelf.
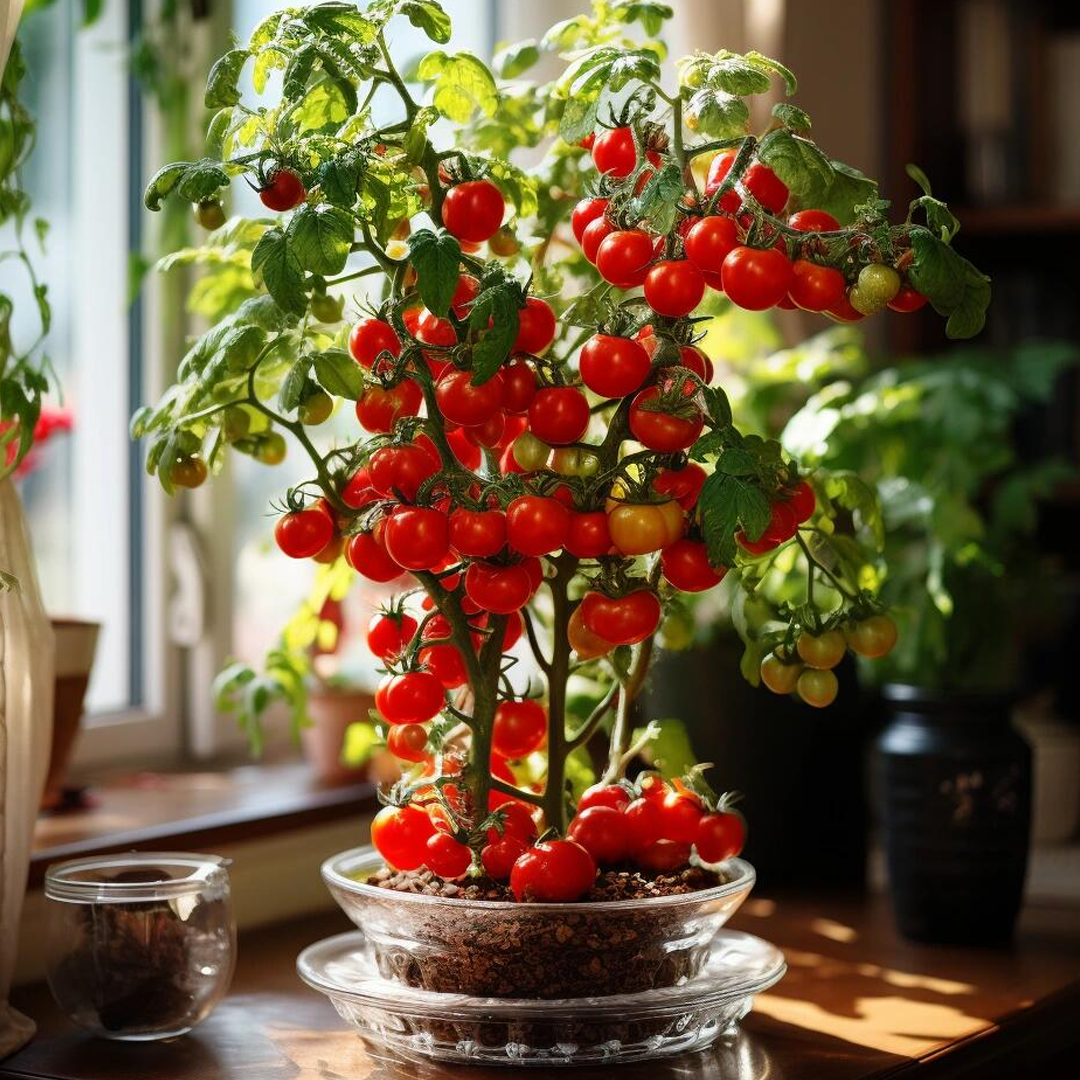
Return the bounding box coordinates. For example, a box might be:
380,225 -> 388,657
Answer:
951,203 -> 1080,235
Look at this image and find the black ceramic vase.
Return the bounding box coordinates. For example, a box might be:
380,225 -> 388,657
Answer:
876,684 -> 1032,944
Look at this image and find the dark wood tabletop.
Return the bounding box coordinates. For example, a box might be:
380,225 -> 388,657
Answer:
4,890 -> 1079,1080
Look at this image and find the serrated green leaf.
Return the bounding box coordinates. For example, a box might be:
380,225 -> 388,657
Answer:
399,1 -> 451,43
314,348 -> 364,400
685,86 -> 749,140
907,230 -> 991,340
279,357 -> 312,413
610,1 -> 674,36
250,227 -> 307,316
408,228 -> 462,317
469,281 -> 522,384
248,10 -> 285,48
706,54 -> 772,96
558,94 -> 599,144
176,158 -> 231,204
417,50 -> 498,122
205,108 -> 233,158
698,470 -> 771,565
252,47 -> 287,94
143,161 -> 190,211
822,471 -> 884,548
745,51 -> 797,95
286,204 -> 354,275
485,157 -> 539,217
303,2 -> 379,42
630,160 -> 685,233
283,42 -> 318,100
316,150 -> 362,208
493,39 -> 540,79
772,102 -> 810,130
205,48 -> 249,108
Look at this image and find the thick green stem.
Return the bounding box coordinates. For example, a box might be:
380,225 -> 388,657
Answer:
543,553 -> 578,832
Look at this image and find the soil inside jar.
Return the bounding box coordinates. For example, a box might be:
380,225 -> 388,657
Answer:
361,864 -> 731,1000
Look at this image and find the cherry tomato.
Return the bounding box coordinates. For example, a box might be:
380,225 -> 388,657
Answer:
796,629 -> 846,670
695,811 -> 746,863
527,386 -> 590,445
499,361 -> 537,414
171,456 -> 208,489
492,699 -> 547,758
571,196 -> 609,244
194,200 -> 226,230
464,561 -> 534,614
581,216 -> 615,263
760,652 -> 802,694
418,642 -> 468,689
355,380 -> 423,433
579,783 -> 631,812
853,264 -> 901,312
367,611 -> 419,661
511,430 -> 551,472
275,504 -> 333,559
448,508 -> 506,558
705,151 -> 788,213
299,390 -> 333,425
788,480 -> 815,522
568,605 -> 615,659
383,506 -> 450,571
567,805 -> 632,864
447,426 -> 483,469
591,126 -> 659,178
826,290 -> 866,323
349,318 -> 400,370
386,723 -> 429,763
608,501 -> 684,556
435,369 -> 504,427
637,839 -> 691,872
888,284 -> 927,313
451,274 -> 480,318
658,791 -> 703,843
580,590 -> 662,646
645,260 -> 705,318
424,832 -> 472,878
661,538 -> 726,592
624,796 -> 665,851
345,530 -> 404,583
376,671 -> 445,725
415,308 -> 457,349
684,215 -> 739,276
259,168 -> 306,211
482,834 -> 527,879
487,800 -> 538,844
721,246 -> 794,311
788,209 -> 840,232
789,259 -> 845,312
761,500 -> 799,544
797,667 -> 839,707
510,839 -> 597,902
368,444 -> 438,501
565,511 -> 612,559
846,614 -> 898,658
462,411 -> 506,449
653,462 -> 707,509
596,228 -> 654,287
506,495 -> 571,556
629,383 -> 704,452
514,297 -> 557,355
442,179 -> 505,243
371,804 -> 435,870
579,334 -> 651,399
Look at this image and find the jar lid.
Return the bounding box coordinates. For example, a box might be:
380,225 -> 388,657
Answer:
45,852 -> 230,904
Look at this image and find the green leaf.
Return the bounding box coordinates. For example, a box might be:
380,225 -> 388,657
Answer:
628,717 -> 697,777
143,161 -> 190,211
745,51 -> 797,95
314,348 -> 365,400
772,102 -> 811,130
303,2 -> 379,42
684,87 -> 749,140
417,50 -> 498,122
822,471 -> 884,548
485,157 -> 539,217
907,229 -> 991,339
630,160 -> 685,233
279,357 -> 311,413
408,228 -> 463,318
316,149 -> 362,208
286,204 -> 354,275
398,1 -> 452,43
250,227 -> 307,316
205,48 -> 249,109
558,94 -> 599,145
283,42 -> 318,100
205,108 -> 233,157
698,470 -> 772,565
707,54 -> 772,96
468,279 -> 522,384
493,39 -> 540,79
342,721 -> 380,767
403,106 -> 438,165
610,1 -> 674,36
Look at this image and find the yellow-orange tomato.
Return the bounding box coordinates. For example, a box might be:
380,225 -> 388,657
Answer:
568,605 -> 614,660
606,499 -> 685,556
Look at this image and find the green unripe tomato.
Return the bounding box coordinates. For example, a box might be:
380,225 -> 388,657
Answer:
854,264 -> 901,308
194,200 -> 226,230
310,291 -> 344,323
760,652 -> 802,695
488,226 -> 521,257
299,389 -> 333,425
171,455 -> 208,489
659,607 -> 695,651
512,431 -> 550,471
550,447 -> 599,477
254,431 -> 287,465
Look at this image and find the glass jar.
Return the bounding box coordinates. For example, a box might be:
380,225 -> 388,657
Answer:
44,852 -> 236,1040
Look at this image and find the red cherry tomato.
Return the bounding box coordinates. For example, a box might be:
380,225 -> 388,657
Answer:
661,538 -> 726,592
695,811 -> 746,863
580,590 -> 662,646
435,369 -> 504,427
448,508 -> 507,558
366,611 -> 419,661
657,791 -> 704,843
371,804 -> 436,870
510,839 -> 597,902
527,386 -> 590,445
684,215 -> 739,275
274,504 -> 333,559
644,260 -> 706,318
424,831 -> 472,878
368,444 -> 438,501
450,274 -> 480,318
567,805 -> 633,864
888,284 -> 927,312
375,670 -> 445,725
581,216 -> 615,263
629,383 -> 704,452
492,699 -> 547,758
345,529 -> 404,583
383,506 -> 450,571
787,209 -> 840,232
514,297 -> 557,355
500,360 -> 537,414
259,168 -> 306,212
579,334 -> 651,399
578,783 -> 631,812
826,291 -> 866,323
355,380 -> 423,433
591,126 -> 659,179
464,561 -> 534,614
565,510 -> 612,558
705,151 -> 788,214
481,834 -> 527,879
341,467 -> 378,509
442,179 -> 505,243
571,196 -> 608,244
624,796 -> 665,851
418,642 -> 468,689
637,838 -> 692,872
788,259 -> 846,312
505,495 -> 572,557
721,246 -> 795,311
596,228 -> 654,287
788,480 -> 816,522
653,462 -> 708,509
386,723 -> 429,763
349,317 -> 401,371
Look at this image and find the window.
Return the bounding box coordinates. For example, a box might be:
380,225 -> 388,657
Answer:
14,0 -> 180,766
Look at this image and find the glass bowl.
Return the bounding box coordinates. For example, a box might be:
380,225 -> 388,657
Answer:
322,847 -> 755,998
298,926 -> 785,1066
43,852 -> 236,1040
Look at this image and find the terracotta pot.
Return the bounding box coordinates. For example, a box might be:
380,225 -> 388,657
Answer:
301,686 -> 376,784
40,619 -> 100,812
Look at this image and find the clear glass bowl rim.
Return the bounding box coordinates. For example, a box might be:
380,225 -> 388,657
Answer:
297,927 -> 785,1020
322,845 -> 755,914
45,851 -> 231,903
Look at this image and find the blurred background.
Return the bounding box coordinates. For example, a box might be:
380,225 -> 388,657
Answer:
6,0 -> 1080,935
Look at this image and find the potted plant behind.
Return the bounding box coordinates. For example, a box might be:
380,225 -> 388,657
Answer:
781,342 -> 1077,943
136,0 -> 989,1063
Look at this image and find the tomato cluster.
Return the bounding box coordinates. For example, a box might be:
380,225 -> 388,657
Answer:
574,134 -> 928,325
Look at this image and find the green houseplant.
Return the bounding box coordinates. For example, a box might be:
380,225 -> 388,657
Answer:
136,0 -> 988,1061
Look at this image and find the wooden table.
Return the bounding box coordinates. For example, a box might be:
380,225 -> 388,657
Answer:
4,891 -> 1078,1079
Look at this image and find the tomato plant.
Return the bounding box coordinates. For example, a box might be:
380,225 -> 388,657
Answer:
137,1 -> 987,893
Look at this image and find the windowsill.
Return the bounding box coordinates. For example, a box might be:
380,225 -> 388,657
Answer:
29,762 -> 377,889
